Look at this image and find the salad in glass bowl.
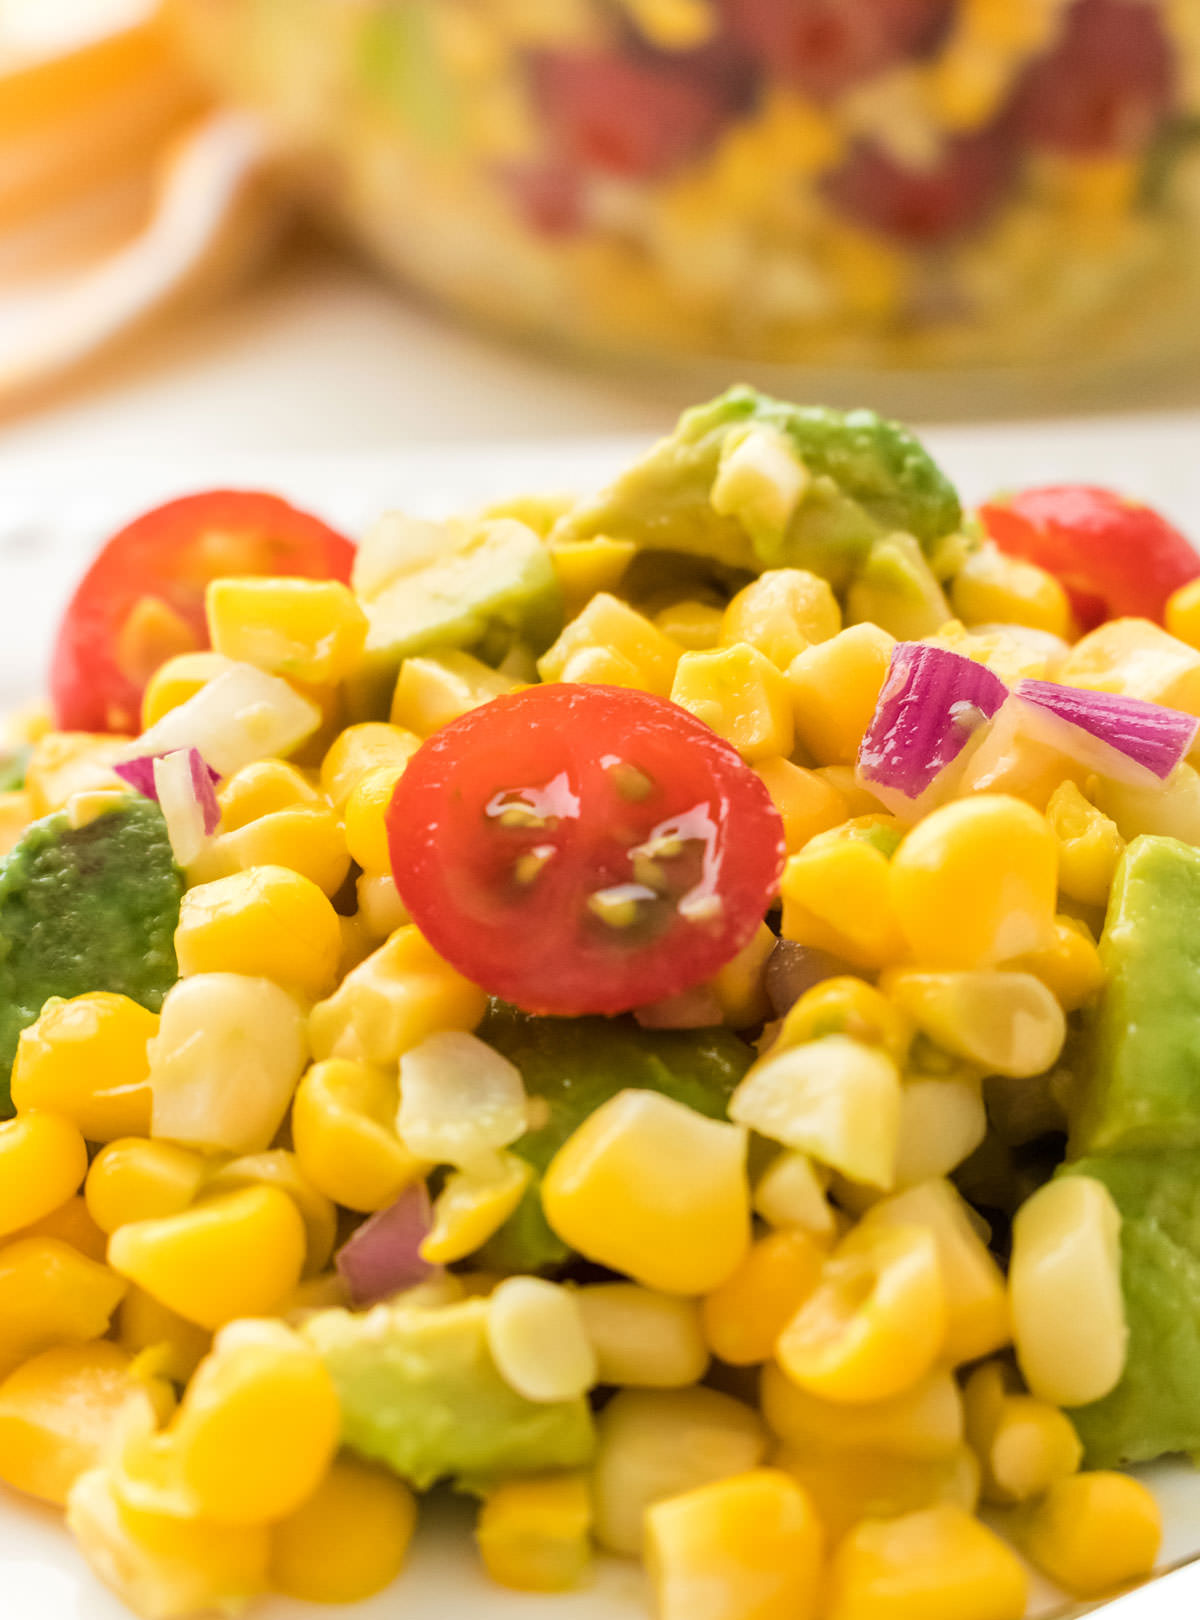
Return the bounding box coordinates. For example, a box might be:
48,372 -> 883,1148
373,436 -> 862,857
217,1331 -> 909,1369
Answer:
0,388 -> 1198,1618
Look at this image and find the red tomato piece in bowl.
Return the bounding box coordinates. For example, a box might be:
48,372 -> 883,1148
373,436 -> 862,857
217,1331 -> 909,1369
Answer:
386,684 -> 786,1018
50,490 -> 356,734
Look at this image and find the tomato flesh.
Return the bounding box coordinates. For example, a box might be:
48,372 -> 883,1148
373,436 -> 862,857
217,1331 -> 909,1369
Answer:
824,123 -> 1014,244
386,685 -> 786,1017
50,491 -> 355,734
722,0 -> 950,100
980,485 -> 1200,632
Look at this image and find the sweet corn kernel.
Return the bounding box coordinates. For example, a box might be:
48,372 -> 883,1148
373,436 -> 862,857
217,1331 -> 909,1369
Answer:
825,1504 -> 1028,1620
721,569 -> 841,669
476,1472 -> 590,1594
647,1468 -> 824,1620
107,1186 -> 307,1331
1009,1175 -> 1127,1408
422,1154 -> 531,1264
702,1228 -> 826,1365
776,977 -> 911,1064
653,600 -> 724,651
950,545 -> 1072,638
730,1036 -> 901,1190
398,1031 -> 528,1169
140,651 -> 236,729
216,759 -> 323,830
1045,780 -> 1124,907
776,1222 -> 946,1403
12,993 -> 155,1142
309,925 -> 488,1068
591,1386 -> 767,1556
884,969 -> 1066,1079
890,796 -> 1058,968
25,732 -> 128,817
1012,914 -> 1105,1012
762,1362 -> 963,1459
187,803 -> 351,898
543,1089 -> 750,1296
0,790 -> 31,856
319,722 -> 422,810
788,623 -> 895,766
206,576 -> 367,686
753,757 -> 849,852
1016,1471 -> 1162,1598
18,1194 -> 108,1264
776,1443 -> 981,1543
342,768 -> 402,875
781,831 -> 905,970
271,1457 -> 417,1603
390,649 -> 520,736
203,1151 -> 337,1277
970,1384 -> 1083,1505
115,1287 -> 211,1385
0,1237 -> 126,1379
1061,617 -> 1200,713
292,1059 -> 422,1212
894,1077 -> 987,1187
539,594 -> 681,696
0,1111 -> 88,1236
1166,576 -> 1200,649
708,921 -> 775,1026
175,866 -> 342,999
753,1151 -> 835,1237
813,766 -> 886,816
486,1278 -> 597,1404
575,1284 -> 709,1388
354,871 -> 408,940
86,1139 -> 208,1236
548,535 -> 636,616
670,643 -> 795,761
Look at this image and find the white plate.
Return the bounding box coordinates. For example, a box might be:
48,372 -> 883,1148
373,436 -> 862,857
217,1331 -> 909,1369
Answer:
1,424 -> 1200,1618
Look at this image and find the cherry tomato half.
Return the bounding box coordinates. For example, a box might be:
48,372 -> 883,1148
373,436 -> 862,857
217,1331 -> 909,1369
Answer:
386,684 -> 786,1017
979,485 -> 1200,632
50,491 -> 356,734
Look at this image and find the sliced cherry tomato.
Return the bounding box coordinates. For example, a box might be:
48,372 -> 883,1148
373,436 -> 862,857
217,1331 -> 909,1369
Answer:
721,0 -> 950,101
50,491 -> 356,734
979,485 -> 1200,631
386,684 -> 786,1017
824,123 -> 1014,244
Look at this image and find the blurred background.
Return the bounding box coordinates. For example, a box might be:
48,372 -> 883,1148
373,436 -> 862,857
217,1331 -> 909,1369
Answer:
1,0 -> 1199,458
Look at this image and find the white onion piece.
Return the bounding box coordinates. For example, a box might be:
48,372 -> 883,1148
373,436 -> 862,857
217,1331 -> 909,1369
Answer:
398,1032 -> 528,1171
119,663 -> 321,778
151,751 -> 213,866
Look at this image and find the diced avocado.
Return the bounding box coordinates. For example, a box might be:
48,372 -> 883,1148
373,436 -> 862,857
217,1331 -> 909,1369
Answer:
1062,1153 -> 1200,1466
350,515 -> 563,715
552,386 -> 962,589
479,1004 -> 754,1273
302,1296 -> 595,1492
1069,835 -> 1200,1156
0,797 -> 182,1114
845,532 -> 952,641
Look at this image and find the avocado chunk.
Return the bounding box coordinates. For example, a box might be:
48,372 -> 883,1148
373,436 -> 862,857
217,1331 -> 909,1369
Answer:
552,386 -> 962,589
479,1004 -> 754,1273
1062,1153 -> 1200,1466
302,1296 -> 595,1492
0,797 -> 182,1114
1069,835 -> 1200,1156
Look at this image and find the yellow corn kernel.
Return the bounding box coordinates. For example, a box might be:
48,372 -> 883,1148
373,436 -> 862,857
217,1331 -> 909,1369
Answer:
788,623 -> 895,766
1045,780 -> 1124,907
591,1386 -> 767,1556
390,649 -> 521,736
309,925 -> 488,1068
86,1139 -> 208,1236
477,1472 -> 591,1594
338,912 -> 375,977
203,1151 -> 337,1277
753,757 -> 849,852
320,722 -> 422,810
1012,914 -> 1105,1012
0,699 -> 50,748
965,1380 -> 1082,1505
894,1076 -> 987,1188
486,1277 -> 596,1404
0,1111 -> 88,1236
24,732 -> 128,817
1009,1175 -> 1126,1408
538,593 -> 681,696
731,1036 -> 901,1190
115,1287 -> 211,1385
0,790 -> 31,856
175,865 -> 342,1000
763,1362 -> 963,1460
422,1154 -> 531,1264
548,535 -> 636,617
647,1468 -> 824,1620
206,577 -> 367,686
884,969 -> 1066,1079
826,1504 -> 1028,1620
1061,617 -> 1200,713
0,1237 -> 126,1379
890,795 -> 1058,968
344,767 -> 404,874
753,1151 -> 835,1238
721,569 -> 842,668
777,977 -> 911,1064
780,835 -> 905,970
108,1186 -> 307,1331
950,545 -> 1072,638
140,651 -> 236,729
542,1089 -> 750,1296
702,1228 -> 826,1366
860,1179 -> 1010,1365
292,1058 -> 422,1212
356,871 -> 410,940
271,1456 -> 417,1603
814,766 -> 886,816
1166,576 -> 1200,649
18,1194 -> 108,1264
216,758 -> 323,830
575,1284 -> 709,1388
776,1222 -> 946,1403
708,921 -> 775,1027
1093,758 -> 1200,845
187,803 -> 351,898
653,599 -> 724,652
671,643 -> 795,761
1016,1471 -> 1161,1599
776,1443 -> 980,1543
0,1342 -> 167,1507
11,993 -> 156,1142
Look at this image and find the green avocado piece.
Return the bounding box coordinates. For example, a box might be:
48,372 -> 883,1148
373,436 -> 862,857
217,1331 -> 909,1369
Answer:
1062,1153 -> 1200,1466
845,532 -> 952,641
552,386 -> 962,589
479,1004 -> 754,1273
302,1296 -> 595,1492
1069,835 -> 1200,1157
0,798 -> 182,1114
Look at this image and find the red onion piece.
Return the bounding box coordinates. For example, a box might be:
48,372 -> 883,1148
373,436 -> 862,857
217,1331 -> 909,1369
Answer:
764,940 -> 856,1019
1011,679 -> 1199,787
114,747 -> 221,834
634,984 -> 724,1029
857,643 -> 1009,819
335,1183 -> 437,1307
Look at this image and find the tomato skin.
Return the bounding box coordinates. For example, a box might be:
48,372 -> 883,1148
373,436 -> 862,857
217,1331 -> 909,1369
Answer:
50,491 -> 355,734
387,684 -> 785,1018
980,485 -> 1200,631
722,0 -> 950,101
824,123 -> 1014,244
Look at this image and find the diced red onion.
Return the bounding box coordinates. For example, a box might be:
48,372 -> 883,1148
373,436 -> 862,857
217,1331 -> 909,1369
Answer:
114,747 -> 221,831
634,984 -> 724,1029
764,941 -> 855,1019
857,643 -> 1009,820
335,1183 -> 437,1307
1011,679 -> 1199,787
